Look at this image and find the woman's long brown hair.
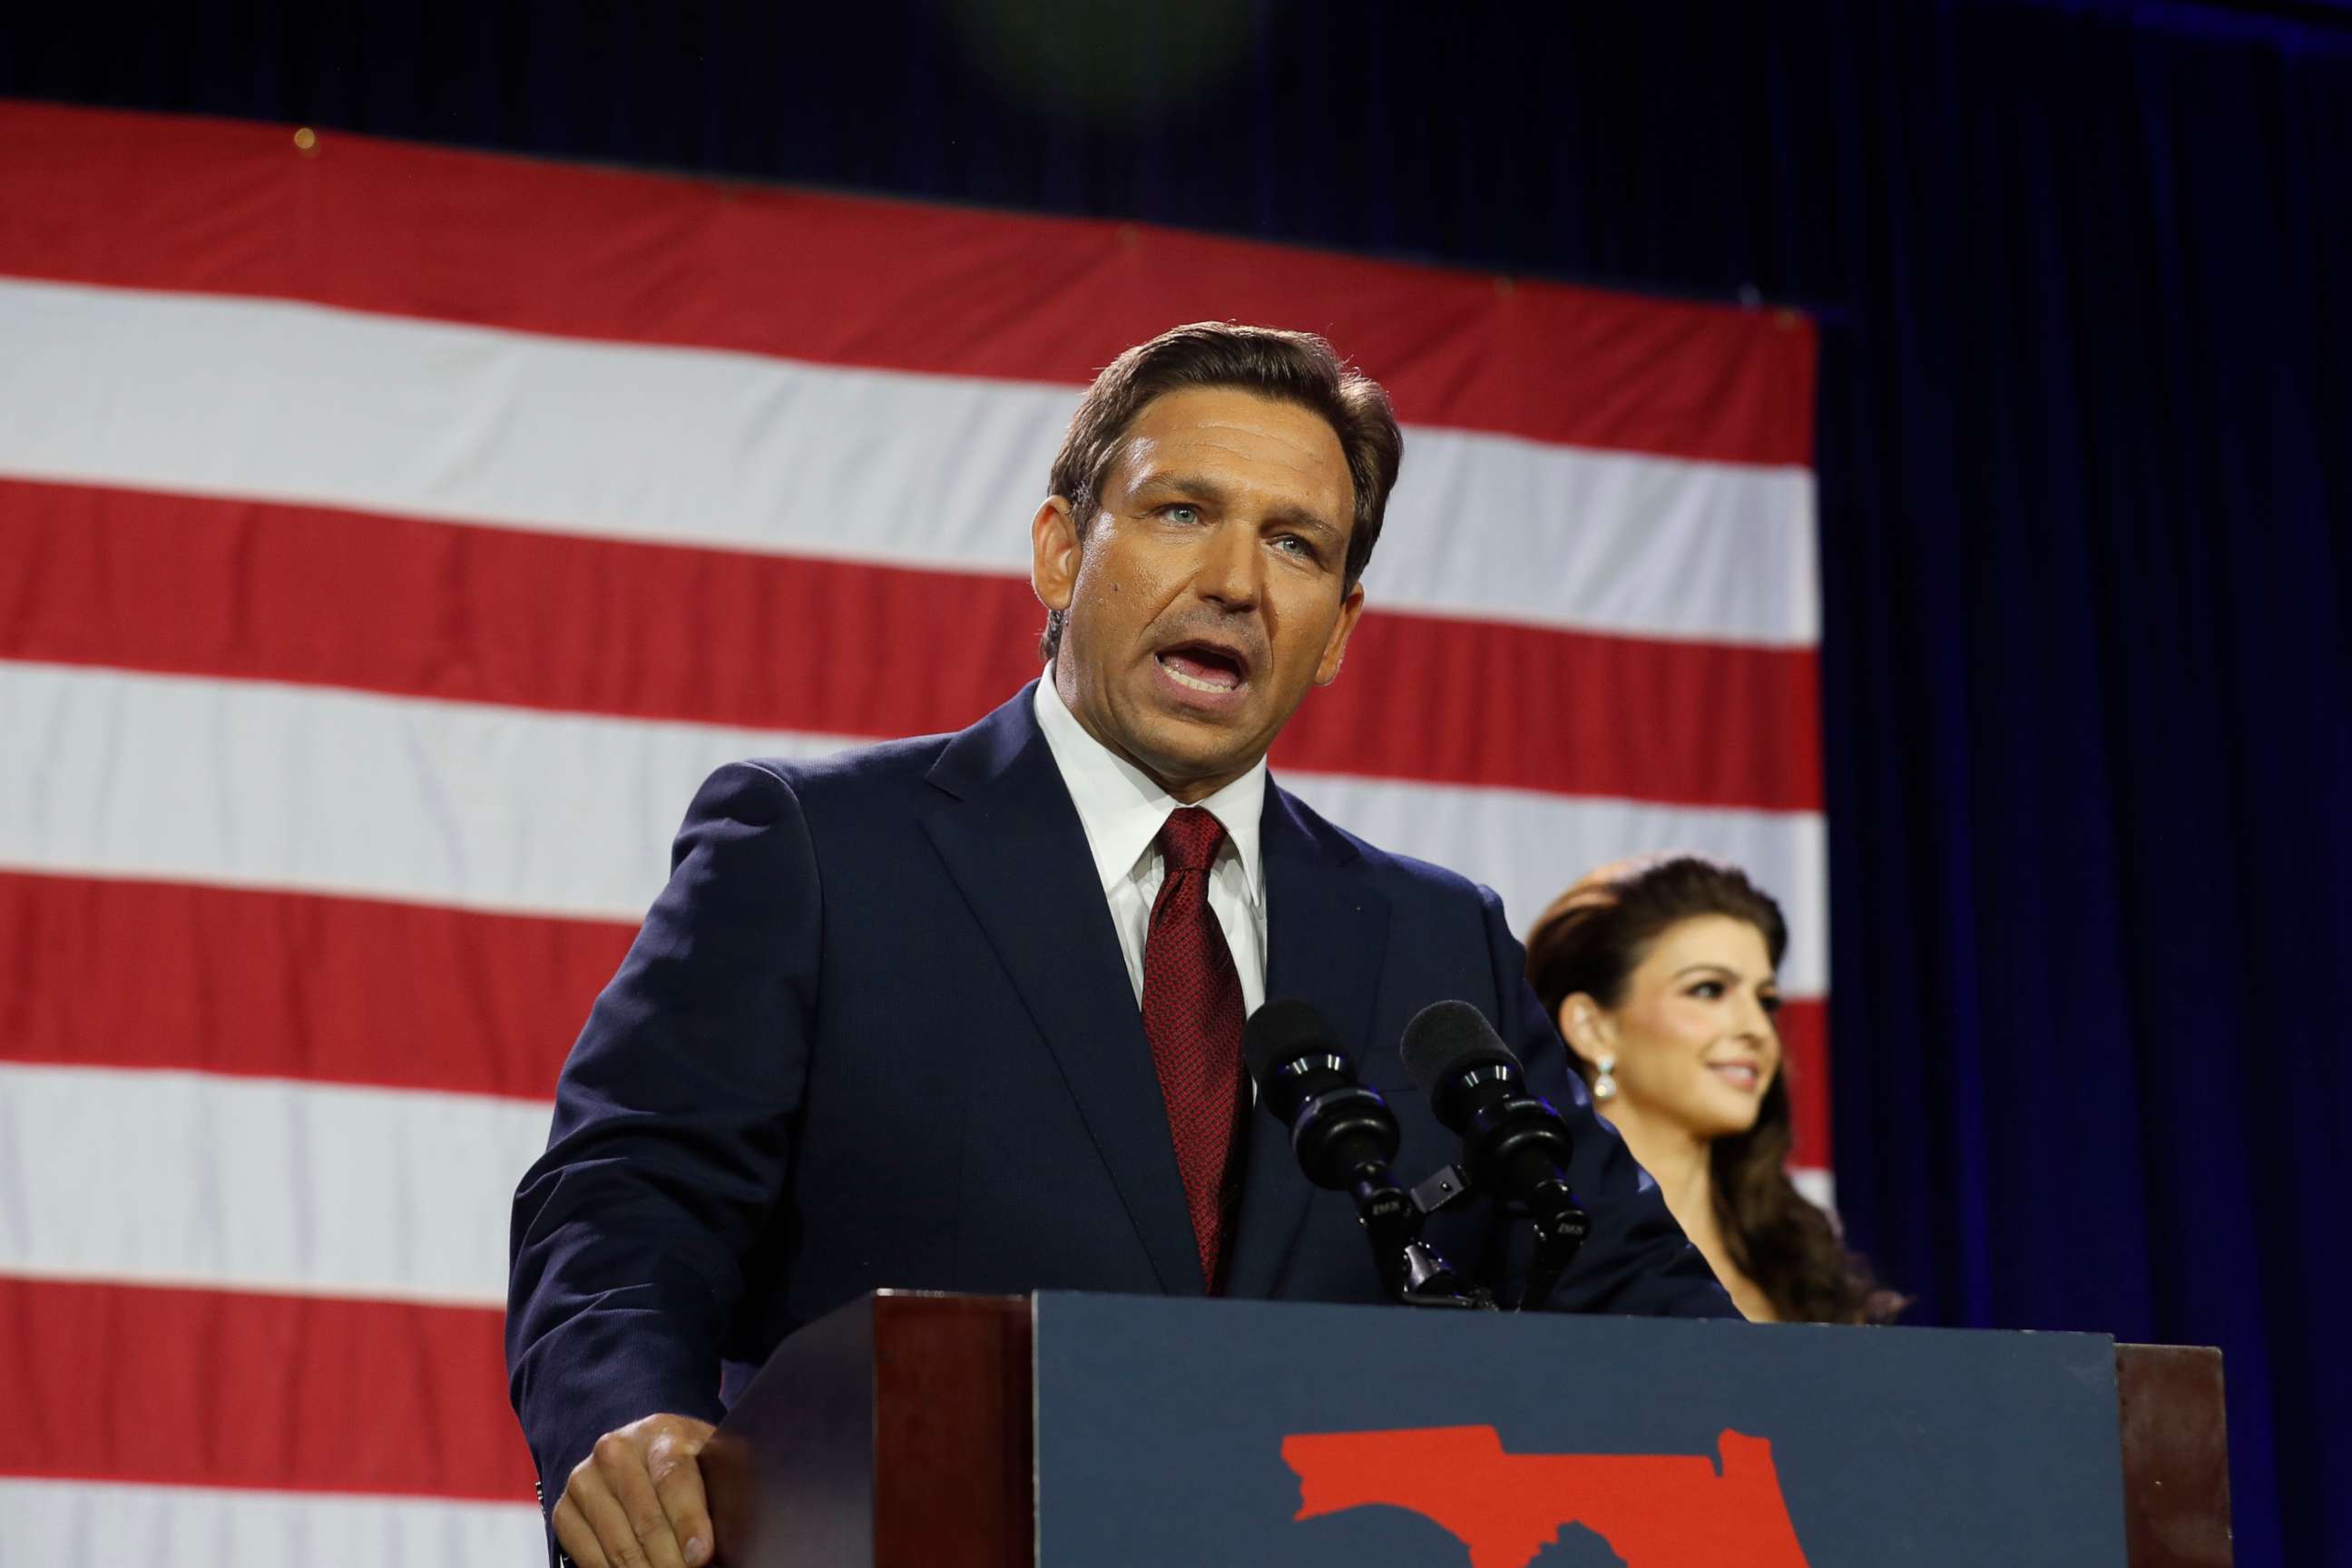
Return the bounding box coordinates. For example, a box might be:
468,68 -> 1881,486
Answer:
1524,856 -> 1902,1325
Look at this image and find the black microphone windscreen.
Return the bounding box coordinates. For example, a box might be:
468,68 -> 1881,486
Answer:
1242,998 -> 1347,1085
1399,1000 -> 1519,1090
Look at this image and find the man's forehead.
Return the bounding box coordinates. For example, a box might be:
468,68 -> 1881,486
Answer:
1106,387 -> 1352,515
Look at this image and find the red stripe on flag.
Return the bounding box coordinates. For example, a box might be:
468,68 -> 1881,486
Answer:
1777,998 -> 1830,1168
0,870 -> 622,1102
0,478 -> 1821,811
0,1275 -> 531,1501
0,102 -> 1815,466
1304,604 -> 1820,813
0,867 -> 1834,1167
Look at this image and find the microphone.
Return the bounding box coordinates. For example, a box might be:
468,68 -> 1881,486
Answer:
1244,998 -> 1402,1196
1244,999 -> 1483,1307
1399,1001 -> 1592,1309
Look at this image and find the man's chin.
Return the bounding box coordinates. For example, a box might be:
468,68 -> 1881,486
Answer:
1124,719 -> 1267,796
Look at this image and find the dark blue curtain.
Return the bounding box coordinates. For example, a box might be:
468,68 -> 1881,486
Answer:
9,3 -> 2347,1561
1809,15 -> 2352,1568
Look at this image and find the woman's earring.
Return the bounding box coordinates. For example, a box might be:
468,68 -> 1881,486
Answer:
1592,1054 -> 1618,1102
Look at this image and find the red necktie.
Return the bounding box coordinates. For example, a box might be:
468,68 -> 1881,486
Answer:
1142,806 -> 1247,1292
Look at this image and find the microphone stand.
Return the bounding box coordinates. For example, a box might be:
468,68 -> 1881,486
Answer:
1280,1072 -> 1494,1310
1329,1161 -> 1493,1309
1357,1152 -> 1586,1311
1514,1180 -> 1593,1312
1396,1161 -> 1588,1312
1387,1165 -> 1493,1309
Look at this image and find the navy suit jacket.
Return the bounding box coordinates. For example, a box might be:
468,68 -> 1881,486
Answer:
506,682 -> 1730,1507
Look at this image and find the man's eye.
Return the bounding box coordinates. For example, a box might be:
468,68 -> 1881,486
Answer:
1272,534 -> 1316,558
1163,504 -> 1201,524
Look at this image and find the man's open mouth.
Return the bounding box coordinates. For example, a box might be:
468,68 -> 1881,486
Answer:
1156,642 -> 1250,694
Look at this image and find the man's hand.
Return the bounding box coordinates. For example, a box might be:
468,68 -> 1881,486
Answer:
554,1413 -> 719,1568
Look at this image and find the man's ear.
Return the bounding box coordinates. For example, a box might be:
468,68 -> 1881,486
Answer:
1031,496 -> 1081,615
1312,581 -> 1368,687
1554,994 -> 1615,1073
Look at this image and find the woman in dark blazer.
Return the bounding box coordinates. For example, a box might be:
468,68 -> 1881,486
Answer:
1526,855 -> 1899,1324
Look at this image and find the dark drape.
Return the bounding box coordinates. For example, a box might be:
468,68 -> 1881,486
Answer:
8,2 -> 2347,1560
1809,16 -> 2352,1568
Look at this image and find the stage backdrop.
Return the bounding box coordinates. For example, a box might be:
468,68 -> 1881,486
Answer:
0,102 -> 1820,1564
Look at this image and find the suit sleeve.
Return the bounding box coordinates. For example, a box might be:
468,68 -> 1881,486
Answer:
505,761 -> 820,1514
1476,885 -> 1738,1318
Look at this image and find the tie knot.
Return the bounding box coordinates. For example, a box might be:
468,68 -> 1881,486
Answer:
1159,807 -> 1228,874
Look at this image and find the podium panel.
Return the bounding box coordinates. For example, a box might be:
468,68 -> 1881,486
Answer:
1034,1293 -> 2125,1568
704,1292 -> 2227,1568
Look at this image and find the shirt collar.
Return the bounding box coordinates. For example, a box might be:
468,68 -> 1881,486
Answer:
1033,672 -> 1266,903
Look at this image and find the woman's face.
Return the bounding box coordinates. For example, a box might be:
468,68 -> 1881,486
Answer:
1567,914 -> 1783,1142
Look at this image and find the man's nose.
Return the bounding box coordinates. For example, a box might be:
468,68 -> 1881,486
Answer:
1195,520 -> 1261,608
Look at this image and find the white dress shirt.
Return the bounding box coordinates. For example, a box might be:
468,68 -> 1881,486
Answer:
1033,673 -> 1269,1014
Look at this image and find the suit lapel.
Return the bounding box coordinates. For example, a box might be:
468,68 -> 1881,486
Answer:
920,685 -> 1205,1295
1222,782 -> 1393,1298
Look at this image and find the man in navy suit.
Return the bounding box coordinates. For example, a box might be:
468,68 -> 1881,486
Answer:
508,323 -> 1731,1568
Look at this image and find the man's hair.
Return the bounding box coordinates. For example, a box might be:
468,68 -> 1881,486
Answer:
1038,321 -> 1404,662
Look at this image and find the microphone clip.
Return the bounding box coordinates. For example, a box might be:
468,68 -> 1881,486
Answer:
1379,1163 -> 1492,1309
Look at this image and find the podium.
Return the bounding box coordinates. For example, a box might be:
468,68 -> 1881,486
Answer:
701,1291 -> 2229,1568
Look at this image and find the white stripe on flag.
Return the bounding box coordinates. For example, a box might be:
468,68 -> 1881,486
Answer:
0,662 -> 1829,991
0,1063 -> 544,1305
0,1479 -> 544,1568
0,276 -> 1818,645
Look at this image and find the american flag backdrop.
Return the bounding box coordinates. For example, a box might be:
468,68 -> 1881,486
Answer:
0,102 -> 1824,1564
